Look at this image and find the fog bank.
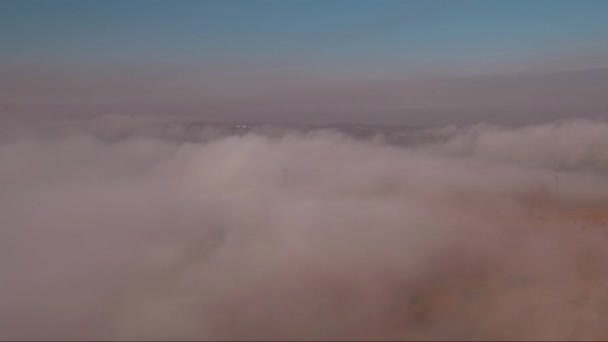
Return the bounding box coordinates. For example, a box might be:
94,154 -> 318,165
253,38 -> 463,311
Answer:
2,117 -> 608,340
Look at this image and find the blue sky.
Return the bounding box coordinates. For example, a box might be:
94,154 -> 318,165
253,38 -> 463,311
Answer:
3,0 -> 608,70
2,0 -> 608,124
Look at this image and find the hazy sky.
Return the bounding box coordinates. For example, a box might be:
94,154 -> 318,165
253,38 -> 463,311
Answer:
2,0 -> 608,124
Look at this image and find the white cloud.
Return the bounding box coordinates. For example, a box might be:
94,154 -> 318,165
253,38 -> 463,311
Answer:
1,117 -> 608,339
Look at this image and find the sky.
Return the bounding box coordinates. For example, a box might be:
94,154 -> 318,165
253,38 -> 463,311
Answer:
2,0 -> 608,124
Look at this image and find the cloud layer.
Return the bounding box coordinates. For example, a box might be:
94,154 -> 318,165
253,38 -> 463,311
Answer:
2,117 -> 608,340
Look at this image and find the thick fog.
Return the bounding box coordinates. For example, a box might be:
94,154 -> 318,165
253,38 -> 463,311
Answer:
2,116 -> 608,340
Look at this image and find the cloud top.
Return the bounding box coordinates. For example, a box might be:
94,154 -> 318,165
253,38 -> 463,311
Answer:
2,117 -> 608,340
